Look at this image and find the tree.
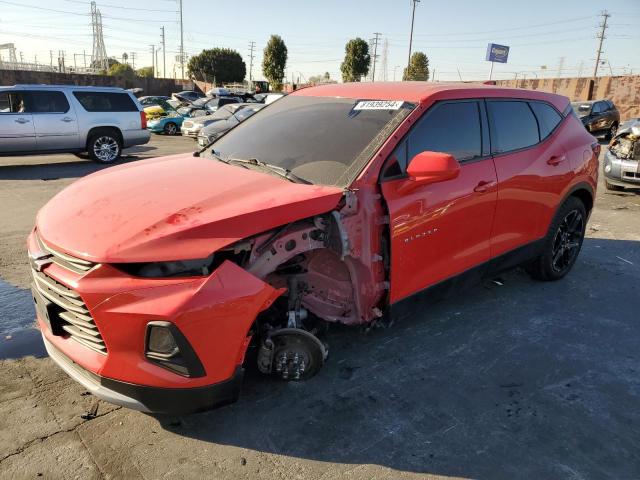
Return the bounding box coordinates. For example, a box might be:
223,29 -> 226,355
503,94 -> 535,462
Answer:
262,35 -> 288,91
340,38 -> 370,83
187,48 -> 246,85
308,72 -> 336,84
136,66 -> 154,78
403,52 -> 430,81
108,62 -> 136,81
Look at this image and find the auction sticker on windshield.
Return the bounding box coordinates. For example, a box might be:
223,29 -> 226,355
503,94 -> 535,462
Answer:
354,100 -> 404,110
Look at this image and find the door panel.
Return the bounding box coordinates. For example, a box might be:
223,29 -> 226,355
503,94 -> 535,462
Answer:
382,159 -> 498,303
0,90 -> 36,152
27,91 -> 80,150
488,101 -> 573,257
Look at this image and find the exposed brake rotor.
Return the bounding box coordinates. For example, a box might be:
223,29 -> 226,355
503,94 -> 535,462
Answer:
257,328 -> 327,381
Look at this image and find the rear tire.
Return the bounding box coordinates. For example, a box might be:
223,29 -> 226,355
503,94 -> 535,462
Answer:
87,130 -> 122,164
605,179 -> 624,191
526,196 -> 586,281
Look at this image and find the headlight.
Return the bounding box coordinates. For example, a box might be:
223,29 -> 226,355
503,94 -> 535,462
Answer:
115,255 -> 214,278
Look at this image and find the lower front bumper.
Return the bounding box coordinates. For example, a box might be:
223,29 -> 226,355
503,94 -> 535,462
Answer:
603,151 -> 640,188
44,335 -> 243,414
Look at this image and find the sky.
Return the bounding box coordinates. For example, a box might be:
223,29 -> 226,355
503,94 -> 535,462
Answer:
0,0 -> 639,82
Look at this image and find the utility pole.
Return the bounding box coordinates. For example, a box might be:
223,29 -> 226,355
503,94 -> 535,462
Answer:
179,0 -> 184,79
593,10 -> 610,79
371,32 -> 381,82
130,52 -> 136,70
161,26 -> 166,78
557,56 -> 565,78
150,45 -> 155,77
49,50 -> 53,68
407,0 -> 420,74
248,41 -> 256,88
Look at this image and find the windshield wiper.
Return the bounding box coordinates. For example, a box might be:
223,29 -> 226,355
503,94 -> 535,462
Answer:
227,157 -> 313,184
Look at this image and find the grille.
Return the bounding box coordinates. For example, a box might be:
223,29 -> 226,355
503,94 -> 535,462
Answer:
623,171 -> 640,180
31,267 -> 107,355
36,234 -> 96,275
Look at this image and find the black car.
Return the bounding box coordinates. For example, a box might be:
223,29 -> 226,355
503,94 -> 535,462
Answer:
172,90 -> 206,104
571,99 -> 620,139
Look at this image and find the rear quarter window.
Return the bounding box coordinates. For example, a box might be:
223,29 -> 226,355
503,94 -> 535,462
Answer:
73,92 -> 138,112
529,101 -> 562,140
487,100 -> 539,154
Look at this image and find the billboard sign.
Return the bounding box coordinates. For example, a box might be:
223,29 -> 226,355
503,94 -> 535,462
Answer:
486,43 -> 510,63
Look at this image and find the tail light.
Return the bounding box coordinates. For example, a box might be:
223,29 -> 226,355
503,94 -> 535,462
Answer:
140,111 -> 147,129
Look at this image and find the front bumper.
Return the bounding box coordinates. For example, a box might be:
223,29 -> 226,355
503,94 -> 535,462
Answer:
603,150 -> 640,187
28,230 -> 283,412
44,335 -> 243,414
181,126 -> 203,138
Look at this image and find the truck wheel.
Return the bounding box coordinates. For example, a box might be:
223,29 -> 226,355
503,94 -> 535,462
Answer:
164,122 -> 178,135
87,130 -> 121,163
526,196 -> 586,281
605,180 -> 624,191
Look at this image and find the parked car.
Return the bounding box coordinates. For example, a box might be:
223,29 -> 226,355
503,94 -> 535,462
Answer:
197,103 -> 264,147
571,99 -> 620,139
139,96 -> 171,106
172,90 -> 206,104
147,112 -> 186,135
603,120 -> 640,190
181,97 -> 242,137
254,92 -> 287,104
0,84 -> 149,163
29,82 -> 598,414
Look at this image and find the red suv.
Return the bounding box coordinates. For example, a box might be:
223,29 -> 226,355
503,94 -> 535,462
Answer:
29,82 -> 598,413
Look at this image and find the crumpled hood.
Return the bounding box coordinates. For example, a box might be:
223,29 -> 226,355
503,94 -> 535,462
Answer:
37,154 -> 343,263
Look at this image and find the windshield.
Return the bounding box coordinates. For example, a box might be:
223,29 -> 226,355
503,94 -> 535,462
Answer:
206,96 -> 414,186
572,102 -> 592,115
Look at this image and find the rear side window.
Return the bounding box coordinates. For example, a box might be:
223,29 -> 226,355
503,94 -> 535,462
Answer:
73,92 -> 137,112
0,91 -> 26,113
26,91 -> 70,113
407,101 -> 482,162
529,102 -> 562,140
487,100 -> 539,154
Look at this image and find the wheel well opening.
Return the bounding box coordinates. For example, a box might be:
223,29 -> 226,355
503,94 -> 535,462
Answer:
570,188 -> 593,214
86,127 -> 123,149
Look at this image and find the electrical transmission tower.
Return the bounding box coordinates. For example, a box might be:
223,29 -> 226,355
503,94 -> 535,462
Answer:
371,32 -> 381,82
90,1 -> 108,71
380,38 -> 389,81
593,10 -> 610,79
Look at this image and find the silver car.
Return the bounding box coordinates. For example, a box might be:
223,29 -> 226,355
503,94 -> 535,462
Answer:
0,84 -> 150,163
603,120 -> 640,190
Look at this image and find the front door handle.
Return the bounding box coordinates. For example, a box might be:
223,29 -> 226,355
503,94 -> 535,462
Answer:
474,180 -> 495,193
14,118 -> 30,124
547,155 -> 566,166
61,117 -> 74,122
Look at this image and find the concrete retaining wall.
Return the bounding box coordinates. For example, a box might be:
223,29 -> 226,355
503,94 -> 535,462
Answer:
0,69 -> 195,97
495,75 -> 640,120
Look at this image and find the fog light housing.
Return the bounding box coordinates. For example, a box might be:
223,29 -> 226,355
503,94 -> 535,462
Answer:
604,164 -> 612,173
144,321 -> 206,377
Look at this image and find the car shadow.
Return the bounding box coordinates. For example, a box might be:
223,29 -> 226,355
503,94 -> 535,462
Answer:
156,238 -> 640,479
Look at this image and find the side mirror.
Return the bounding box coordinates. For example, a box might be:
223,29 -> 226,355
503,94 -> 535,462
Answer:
406,151 -> 461,185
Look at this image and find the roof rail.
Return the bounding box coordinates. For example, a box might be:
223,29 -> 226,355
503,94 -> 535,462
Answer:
12,84 -> 125,90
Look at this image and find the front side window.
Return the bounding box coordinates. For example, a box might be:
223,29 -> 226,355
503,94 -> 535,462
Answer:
0,91 -> 27,113
73,92 -> 137,112
487,100 -> 539,154
26,91 -> 70,114
207,96 -> 415,186
407,101 -> 482,163
529,101 -> 562,140
591,102 -> 606,114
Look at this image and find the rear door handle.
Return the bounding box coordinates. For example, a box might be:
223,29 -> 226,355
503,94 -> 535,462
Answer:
14,118 -> 30,124
474,180 -> 495,193
547,155 -> 566,166
61,117 -> 74,122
